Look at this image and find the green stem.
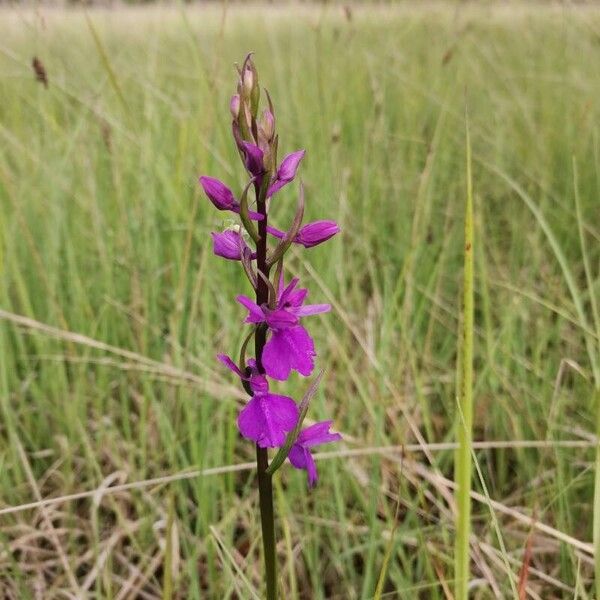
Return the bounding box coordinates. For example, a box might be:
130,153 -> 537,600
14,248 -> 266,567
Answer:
254,179 -> 277,600
256,445 -> 276,599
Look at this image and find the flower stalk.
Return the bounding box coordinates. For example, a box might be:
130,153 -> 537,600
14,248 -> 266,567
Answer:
254,180 -> 277,599
200,54 -> 342,598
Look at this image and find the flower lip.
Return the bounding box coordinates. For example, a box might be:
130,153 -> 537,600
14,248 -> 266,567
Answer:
237,393 -> 299,448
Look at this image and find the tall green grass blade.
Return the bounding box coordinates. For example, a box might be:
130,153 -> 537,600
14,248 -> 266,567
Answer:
84,13 -> 130,115
454,111 -> 474,600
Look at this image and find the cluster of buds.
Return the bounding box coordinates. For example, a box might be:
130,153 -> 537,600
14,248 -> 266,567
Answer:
200,55 -> 341,486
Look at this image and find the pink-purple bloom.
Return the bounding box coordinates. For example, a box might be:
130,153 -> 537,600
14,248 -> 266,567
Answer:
211,230 -> 256,261
240,142 -> 265,178
238,393 -> 299,448
237,278 -> 330,380
199,176 -> 263,221
218,353 -> 299,448
267,219 -> 340,249
288,421 -> 342,487
268,150 -> 305,197
218,354 -> 268,393
203,55 -> 340,491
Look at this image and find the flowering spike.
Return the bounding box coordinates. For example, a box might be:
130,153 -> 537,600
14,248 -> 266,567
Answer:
204,54 -> 341,600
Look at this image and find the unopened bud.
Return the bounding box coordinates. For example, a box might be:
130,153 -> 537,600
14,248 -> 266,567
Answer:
230,94 -> 240,119
260,109 -> 275,141
242,66 -> 254,96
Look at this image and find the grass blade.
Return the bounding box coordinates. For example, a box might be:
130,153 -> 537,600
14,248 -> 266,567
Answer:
454,110 -> 474,600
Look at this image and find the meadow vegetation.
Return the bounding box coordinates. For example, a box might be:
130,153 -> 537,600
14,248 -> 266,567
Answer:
0,3 -> 600,597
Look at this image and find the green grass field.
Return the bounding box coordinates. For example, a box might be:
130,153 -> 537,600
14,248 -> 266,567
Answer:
1,3 -> 600,598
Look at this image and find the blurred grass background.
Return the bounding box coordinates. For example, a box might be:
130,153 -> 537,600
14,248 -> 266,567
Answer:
1,3 -> 600,598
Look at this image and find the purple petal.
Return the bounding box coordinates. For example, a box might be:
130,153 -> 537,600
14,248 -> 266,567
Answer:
217,353 -> 244,378
284,288 -> 308,309
245,359 -> 270,392
237,393 -> 299,448
237,295 -> 265,323
211,231 -> 247,261
246,208 -> 265,221
265,308 -> 299,330
278,150 -> 306,180
296,220 -> 340,248
288,444 -> 318,487
288,444 -> 308,470
278,278 -> 300,304
230,204 -> 264,221
267,150 -> 305,198
249,372 -> 269,394
293,303 -> 331,317
198,176 -> 263,221
266,225 -> 286,240
297,421 -> 342,448
262,326 -> 315,381
241,142 -> 265,177
200,176 -> 237,211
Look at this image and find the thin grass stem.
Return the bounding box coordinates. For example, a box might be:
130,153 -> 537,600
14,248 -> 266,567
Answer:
454,112 -> 474,600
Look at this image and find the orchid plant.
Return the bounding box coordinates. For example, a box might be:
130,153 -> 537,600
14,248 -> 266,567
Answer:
199,55 -> 341,598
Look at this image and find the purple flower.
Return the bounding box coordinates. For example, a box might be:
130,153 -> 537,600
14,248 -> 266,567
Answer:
288,421 -> 342,487
199,176 -> 263,221
240,142 -> 265,178
238,278 -> 330,325
218,352 -> 299,447
238,393 -> 299,448
218,354 -> 268,393
211,230 -> 256,261
296,220 -> 340,248
267,219 -> 340,249
267,150 -> 305,198
237,278 -> 330,380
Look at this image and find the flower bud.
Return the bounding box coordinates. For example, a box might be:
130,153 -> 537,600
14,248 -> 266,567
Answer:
267,150 -> 306,198
260,110 -> 275,141
230,94 -> 240,120
295,220 -> 340,248
242,65 -> 254,96
200,176 -> 237,211
240,141 -> 265,177
211,229 -> 256,261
